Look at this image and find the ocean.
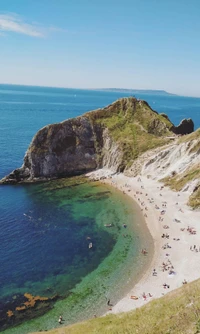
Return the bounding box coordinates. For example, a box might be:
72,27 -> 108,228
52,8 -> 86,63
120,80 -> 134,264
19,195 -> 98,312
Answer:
0,84 -> 199,333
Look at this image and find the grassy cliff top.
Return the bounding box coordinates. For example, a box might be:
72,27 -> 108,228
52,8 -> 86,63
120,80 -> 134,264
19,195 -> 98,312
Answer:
178,128 -> 200,143
86,97 -> 175,167
31,277 -> 200,334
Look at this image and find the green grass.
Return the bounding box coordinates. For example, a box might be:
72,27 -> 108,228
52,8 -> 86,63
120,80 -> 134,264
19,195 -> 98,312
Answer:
161,165 -> 200,192
88,98 -> 174,168
188,186 -> 200,208
32,278 -> 200,334
178,129 -> 200,144
161,165 -> 200,209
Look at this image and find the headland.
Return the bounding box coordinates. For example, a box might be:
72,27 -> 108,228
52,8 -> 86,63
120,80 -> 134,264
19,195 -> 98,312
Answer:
0,96 -> 199,333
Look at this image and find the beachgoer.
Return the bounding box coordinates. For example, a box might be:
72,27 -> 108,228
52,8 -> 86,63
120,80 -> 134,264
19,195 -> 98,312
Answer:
142,248 -> 148,255
152,269 -> 157,276
142,292 -> 147,301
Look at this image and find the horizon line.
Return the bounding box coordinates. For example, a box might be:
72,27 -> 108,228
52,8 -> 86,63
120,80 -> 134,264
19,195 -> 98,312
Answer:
0,82 -> 199,99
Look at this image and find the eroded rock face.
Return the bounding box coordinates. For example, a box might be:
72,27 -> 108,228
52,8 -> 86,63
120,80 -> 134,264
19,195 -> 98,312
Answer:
27,117 -> 99,178
1,117 -> 102,183
171,119 -> 194,135
101,128 -> 124,172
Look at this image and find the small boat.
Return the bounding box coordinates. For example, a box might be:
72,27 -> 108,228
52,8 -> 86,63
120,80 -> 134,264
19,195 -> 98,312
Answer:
89,242 -> 93,249
104,224 -> 112,227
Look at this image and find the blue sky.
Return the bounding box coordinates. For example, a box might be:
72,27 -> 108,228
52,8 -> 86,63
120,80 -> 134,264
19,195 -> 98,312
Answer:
0,0 -> 199,96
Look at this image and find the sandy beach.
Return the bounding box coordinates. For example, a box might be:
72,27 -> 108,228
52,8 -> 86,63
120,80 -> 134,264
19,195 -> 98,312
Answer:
87,169 -> 200,314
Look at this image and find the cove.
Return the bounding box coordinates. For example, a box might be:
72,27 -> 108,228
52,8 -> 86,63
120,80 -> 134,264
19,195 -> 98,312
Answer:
1,176 -> 153,333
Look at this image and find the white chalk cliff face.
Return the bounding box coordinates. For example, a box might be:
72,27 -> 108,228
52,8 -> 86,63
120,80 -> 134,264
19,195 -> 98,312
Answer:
101,128 -> 124,172
142,141 -> 199,179
126,136 -> 200,196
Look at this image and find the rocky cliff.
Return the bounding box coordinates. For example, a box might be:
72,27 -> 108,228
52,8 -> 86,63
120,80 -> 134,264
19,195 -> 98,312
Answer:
0,97 -> 195,184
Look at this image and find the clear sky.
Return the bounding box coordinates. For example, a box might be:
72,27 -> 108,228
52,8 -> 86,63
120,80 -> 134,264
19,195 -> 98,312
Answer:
0,0 -> 199,96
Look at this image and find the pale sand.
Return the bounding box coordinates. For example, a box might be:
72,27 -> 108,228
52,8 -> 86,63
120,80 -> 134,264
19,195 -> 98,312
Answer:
87,169 -> 200,314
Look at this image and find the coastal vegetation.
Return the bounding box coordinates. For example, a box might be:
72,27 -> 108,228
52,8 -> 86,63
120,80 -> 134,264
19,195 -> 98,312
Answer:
178,128 -> 200,144
87,98 -> 175,168
160,129 -> 200,208
161,164 -> 200,189
189,186 -> 200,208
32,278 -> 200,334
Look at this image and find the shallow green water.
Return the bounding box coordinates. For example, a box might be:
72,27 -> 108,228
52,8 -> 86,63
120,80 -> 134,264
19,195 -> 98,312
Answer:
2,177 -> 153,333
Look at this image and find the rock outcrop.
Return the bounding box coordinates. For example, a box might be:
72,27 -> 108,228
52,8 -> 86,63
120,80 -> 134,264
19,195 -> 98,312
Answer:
171,118 -> 194,135
1,117 -> 102,183
0,97 -> 195,184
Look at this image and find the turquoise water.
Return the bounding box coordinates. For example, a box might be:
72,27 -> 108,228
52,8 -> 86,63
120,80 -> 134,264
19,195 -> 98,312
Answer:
1,178 -> 153,333
0,85 -> 199,332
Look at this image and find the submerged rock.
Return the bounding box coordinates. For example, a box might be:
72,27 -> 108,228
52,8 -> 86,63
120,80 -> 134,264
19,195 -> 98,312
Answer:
0,293 -> 59,331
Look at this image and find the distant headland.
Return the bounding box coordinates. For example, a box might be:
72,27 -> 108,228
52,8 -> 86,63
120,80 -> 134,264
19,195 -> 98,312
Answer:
94,88 -> 176,96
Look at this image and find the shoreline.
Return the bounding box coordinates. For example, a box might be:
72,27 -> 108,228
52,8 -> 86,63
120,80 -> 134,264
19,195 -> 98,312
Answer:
2,177 -> 154,334
87,169 -> 200,314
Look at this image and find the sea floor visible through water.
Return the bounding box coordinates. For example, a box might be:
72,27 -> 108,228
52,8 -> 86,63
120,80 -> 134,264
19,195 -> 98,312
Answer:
1,176 -> 153,333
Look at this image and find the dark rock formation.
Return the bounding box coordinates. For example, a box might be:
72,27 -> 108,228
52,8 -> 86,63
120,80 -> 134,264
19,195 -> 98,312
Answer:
171,118 -> 194,135
0,97 -> 194,184
1,117 -> 103,184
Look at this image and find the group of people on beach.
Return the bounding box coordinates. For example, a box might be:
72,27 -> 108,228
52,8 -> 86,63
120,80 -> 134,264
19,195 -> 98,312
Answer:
142,292 -> 152,301
92,174 -> 196,313
190,245 -> 200,252
134,178 -> 182,295
187,226 -> 196,234
161,233 -> 169,239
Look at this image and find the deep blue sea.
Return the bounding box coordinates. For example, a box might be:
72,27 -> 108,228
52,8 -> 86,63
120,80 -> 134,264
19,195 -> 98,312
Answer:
0,84 -> 199,333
